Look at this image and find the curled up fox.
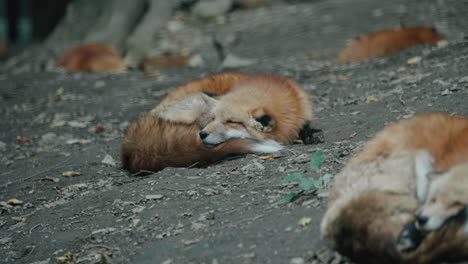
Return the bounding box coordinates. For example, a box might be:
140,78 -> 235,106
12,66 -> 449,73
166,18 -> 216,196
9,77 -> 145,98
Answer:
121,72 -> 315,173
320,113 -> 468,264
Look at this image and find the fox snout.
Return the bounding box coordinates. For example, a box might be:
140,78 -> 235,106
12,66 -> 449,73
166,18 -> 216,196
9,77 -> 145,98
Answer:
199,131 -> 209,140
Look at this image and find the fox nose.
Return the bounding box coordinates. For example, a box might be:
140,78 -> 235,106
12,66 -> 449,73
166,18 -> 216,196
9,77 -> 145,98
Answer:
199,131 -> 209,140
416,215 -> 429,226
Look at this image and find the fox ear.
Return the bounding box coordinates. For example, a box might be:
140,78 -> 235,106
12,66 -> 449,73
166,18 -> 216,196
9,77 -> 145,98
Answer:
151,93 -> 216,124
200,92 -> 220,108
251,108 -> 275,132
201,91 -> 220,98
415,150 -> 435,201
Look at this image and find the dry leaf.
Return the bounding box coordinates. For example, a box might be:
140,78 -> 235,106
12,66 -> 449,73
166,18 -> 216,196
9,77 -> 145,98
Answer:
16,137 -> 32,143
56,87 -> 64,95
298,217 -> 312,227
56,252 -> 79,263
256,155 -> 275,160
12,216 -> 25,222
7,199 -> 24,205
141,71 -> 160,78
62,171 -> 81,177
366,98 -> 379,103
50,120 -> 67,128
348,132 -> 357,139
407,56 -> 422,65
90,126 -> 110,133
336,75 -> 348,80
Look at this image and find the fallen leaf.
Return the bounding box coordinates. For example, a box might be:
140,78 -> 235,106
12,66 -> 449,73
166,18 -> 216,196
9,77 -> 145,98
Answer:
101,154 -> 116,166
35,177 -> 60,182
366,97 -> 379,103
56,87 -> 64,95
407,56 -> 422,64
7,199 -> 24,205
298,217 -> 312,227
56,252 -> 79,263
256,155 -> 275,160
90,126 -> 110,133
336,75 -> 348,80
348,132 -> 357,138
16,137 -> 32,143
152,216 -> 160,223
50,120 -> 67,128
62,171 -> 81,177
141,71 -> 160,78
12,217 -> 25,222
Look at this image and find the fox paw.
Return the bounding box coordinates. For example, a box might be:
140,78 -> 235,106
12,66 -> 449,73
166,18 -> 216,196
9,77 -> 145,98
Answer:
397,221 -> 426,253
299,124 -> 324,145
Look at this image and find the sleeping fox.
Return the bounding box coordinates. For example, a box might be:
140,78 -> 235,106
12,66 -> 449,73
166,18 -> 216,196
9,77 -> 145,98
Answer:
122,73 -> 315,173
396,161 -> 468,264
197,75 -> 315,147
56,43 -> 125,72
320,113 -> 468,264
338,27 -> 443,63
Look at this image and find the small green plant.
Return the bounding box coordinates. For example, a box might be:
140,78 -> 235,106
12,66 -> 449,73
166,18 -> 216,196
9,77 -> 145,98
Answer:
274,149 -> 333,205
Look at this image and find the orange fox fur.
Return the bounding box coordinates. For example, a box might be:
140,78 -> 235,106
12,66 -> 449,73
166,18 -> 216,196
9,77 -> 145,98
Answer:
399,162 -> 468,264
198,75 -> 314,146
321,113 -> 468,264
121,72 -> 251,173
56,43 -> 125,72
338,27 -> 443,63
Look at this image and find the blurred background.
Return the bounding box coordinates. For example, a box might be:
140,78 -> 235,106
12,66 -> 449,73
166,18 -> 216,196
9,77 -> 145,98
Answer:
0,0 -> 467,72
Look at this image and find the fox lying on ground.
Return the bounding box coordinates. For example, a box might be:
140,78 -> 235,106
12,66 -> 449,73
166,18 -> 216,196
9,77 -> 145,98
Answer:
396,161 -> 468,264
56,43 -> 125,72
320,113 -> 468,264
122,72 -> 250,173
196,75 -> 315,148
338,27 -> 443,63
122,72 -> 315,173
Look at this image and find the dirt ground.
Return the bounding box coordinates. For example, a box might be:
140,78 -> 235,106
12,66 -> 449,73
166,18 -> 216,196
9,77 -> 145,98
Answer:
1,1 -> 468,264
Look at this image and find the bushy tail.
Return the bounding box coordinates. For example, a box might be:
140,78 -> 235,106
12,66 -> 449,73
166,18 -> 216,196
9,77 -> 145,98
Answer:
321,191 -> 417,264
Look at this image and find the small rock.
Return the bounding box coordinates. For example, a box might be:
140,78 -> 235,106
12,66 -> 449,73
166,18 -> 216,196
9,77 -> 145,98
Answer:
441,89 -> 451,96
0,141 -> 6,152
94,80 -> 106,88
66,138 -> 92,145
437,40 -> 449,49
192,0 -> 232,18
101,154 -> 116,166
92,227 -> 117,235
183,239 -> 200,246
407,56 -> 422,65
145,194 -> 164,200
290,257 -> 304,264
220,53 -> 257,69
68,120 -> 88,128
458,76 -> 468,83
0,237 -> 12,245
294,154 -> 310,163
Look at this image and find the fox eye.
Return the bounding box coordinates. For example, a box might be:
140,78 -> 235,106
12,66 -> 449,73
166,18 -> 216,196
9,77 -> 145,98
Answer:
226,120 -> 241,124
451,201 -> 464,208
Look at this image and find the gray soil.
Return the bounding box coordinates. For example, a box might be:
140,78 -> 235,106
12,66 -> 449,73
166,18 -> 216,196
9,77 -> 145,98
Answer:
1,1 -> 468,263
